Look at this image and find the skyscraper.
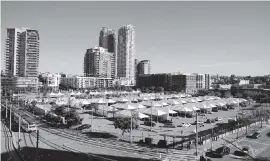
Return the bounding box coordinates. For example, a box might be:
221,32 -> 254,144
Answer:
4,28 -> 40,77
99,27 -> 117,78
117,24 -> 135,86
137,60 -> 151,75
4,28 -> 22,76
84,47 -> 113,78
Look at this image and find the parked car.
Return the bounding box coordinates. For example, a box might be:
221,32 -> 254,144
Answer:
199,113 -> 206,116
163,124 -> 176,128
160,120 -> 173,124
144,121 -> 156,127
215,117 -> 222,121
206,119 -> 215,123
215,146 -> 230,155
193,121 -> 203,125
205,150 -> 223,158
238,112 -> 246,116
267,132 -> 270,137
178,123 -> 191,127
246,132 -> 260,139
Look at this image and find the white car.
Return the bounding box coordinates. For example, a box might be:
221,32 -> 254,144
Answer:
215,117 -> 222,121
178,123 -> 191,127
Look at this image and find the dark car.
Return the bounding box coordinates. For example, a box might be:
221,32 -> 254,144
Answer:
205,150 -> 223,158
246,132 -> 260,139
267,132 -> 270,137
215,146 -> 230,155
206,119 -> 215,124
233,150 -> 247,157
160,120 -> 173,124
144,121 -> 156,127
163,124 -> 176,128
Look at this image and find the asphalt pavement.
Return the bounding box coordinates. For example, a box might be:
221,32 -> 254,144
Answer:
209,125 -> 270,161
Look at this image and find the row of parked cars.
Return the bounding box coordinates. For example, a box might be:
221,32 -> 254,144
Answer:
142,116 -> 223,129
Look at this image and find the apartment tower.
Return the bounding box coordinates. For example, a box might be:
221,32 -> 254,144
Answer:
4,28 -> 40,77
99,27 -> 117,78
117,24 -> 135,86
84,47 -> 113,78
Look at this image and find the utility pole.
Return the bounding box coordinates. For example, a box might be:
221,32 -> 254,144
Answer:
35,130 -> 39,161
211,128 -> 213,150
9,107 -> 12,130
6,99 -> 8,118
237,122 -> 239,139
150,101 -> 153,131
18,116 -> 21,149
130,111 -> 133,143
196,112 -> 198,156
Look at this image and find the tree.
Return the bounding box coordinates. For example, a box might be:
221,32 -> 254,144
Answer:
224,91 -> 231,98
208,91 -> 215,96
236,92 -> 243,98
214,91 -> 221,97
64,109 -> 82,126
113,113 -> 139,140
54,105 -> 67,115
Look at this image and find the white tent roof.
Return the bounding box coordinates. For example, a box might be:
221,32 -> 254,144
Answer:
167,100 -> 181,105
184,104 -> 200,111
130,103 -> 146,109
157,101 -> 169,106
81,99 -> 91,105
158,107 -> 177,114
142,101 -> 163,107
96,98 -> 107,104
107,99 -> 116,103
138,112 -> 149,119
187,98 -> 197,103
170,105 -> 193,112
197,102 -> 212,109
138,108 -> 167,116
112,104 -> 137,110
179,94 -> 186,98
178,99 -> 187,104
171,94 -> 180,99
139,97 -> 149,101
117,98 -> 129,103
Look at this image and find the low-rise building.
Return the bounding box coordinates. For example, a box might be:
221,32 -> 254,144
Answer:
61,76 -> 113,89
1,76 -> 39,91
40,73 -> 61,90
136,73 -> 197,94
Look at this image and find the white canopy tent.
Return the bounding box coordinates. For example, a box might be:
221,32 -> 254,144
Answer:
112,104 -> 137,110
167,100 -> 181,105
117,97 -> 129,103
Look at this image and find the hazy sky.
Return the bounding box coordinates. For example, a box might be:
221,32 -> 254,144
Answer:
1,1 -> 270,76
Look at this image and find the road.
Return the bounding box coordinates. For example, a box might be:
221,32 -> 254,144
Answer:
210,125 -> 270,161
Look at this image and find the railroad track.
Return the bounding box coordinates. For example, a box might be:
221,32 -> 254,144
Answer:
40,126 -> 194,160
11,106 -> 198,160
2,120 -> 21,161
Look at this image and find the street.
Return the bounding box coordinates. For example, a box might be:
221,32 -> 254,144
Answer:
210,125 -> 270,161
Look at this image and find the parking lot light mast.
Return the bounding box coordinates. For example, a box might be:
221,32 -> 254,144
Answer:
196,112 -> 198,156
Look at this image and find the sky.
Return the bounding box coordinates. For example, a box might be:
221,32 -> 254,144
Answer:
1,1 -> 270,76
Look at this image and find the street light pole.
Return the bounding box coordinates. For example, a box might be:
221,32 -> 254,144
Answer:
6,99 -> 8,118
196,112 -> 198,156
130,110 -> 132,143
9,107 -> 12,130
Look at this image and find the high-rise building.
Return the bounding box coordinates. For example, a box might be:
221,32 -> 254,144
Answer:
99,27 -> 117,78
4,28 -> 40,77
83,47 -> 113,78
117,24 -> 135,86
194,73 -> 205,89
137,60 -> 151,75
205,74 -> 211,89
